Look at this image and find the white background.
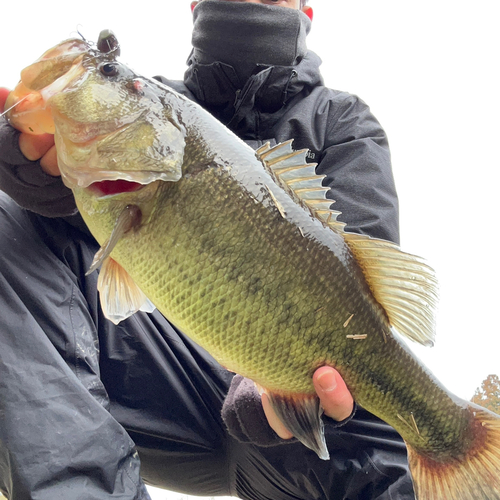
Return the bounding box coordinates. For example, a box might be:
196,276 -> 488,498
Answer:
1,1 -> 499,499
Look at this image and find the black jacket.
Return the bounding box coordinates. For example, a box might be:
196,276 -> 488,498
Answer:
0,46 -> 413,500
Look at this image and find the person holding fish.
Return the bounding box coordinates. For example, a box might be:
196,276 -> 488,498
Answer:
4,1 -> 491,499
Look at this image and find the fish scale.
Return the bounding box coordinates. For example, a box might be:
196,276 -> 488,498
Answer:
98,171 -> 368,392
6,34 -> 500,498
100,166 -> 403,410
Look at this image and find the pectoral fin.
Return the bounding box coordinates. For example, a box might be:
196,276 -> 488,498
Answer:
265,390 -> 329,460
86,204 -> 152,323
86,204 -> 142,276
97,257 -> 155,324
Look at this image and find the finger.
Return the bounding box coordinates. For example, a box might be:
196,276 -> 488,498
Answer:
313,366 -> 354,422
19,132 -> 55,161
40,144 -> 60,176
261,393 -> 294,440
0,87 -> 10,113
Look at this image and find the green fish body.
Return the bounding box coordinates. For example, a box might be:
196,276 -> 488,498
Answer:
7,35 -> 500,499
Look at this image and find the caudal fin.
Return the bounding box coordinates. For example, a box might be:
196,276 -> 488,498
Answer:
407,404 -> 500,499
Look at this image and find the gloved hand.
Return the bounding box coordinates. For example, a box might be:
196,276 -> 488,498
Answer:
222,367 -> 355,445
0,88 -> 76,216
1,88 -> 59,175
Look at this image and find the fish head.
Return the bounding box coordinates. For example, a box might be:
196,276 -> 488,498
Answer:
48,33 -> 186,193
8,31 -> 186,200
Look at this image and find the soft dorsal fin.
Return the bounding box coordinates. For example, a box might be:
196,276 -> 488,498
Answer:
343,234 -> 438,346
97,257 -> 156,325
256,141 -> 438,347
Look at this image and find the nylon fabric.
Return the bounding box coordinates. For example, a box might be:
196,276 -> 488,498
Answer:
0,193 -> 148,499
159,52 -> 399,244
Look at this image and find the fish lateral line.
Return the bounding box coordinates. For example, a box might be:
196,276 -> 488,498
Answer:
257,141 -> 438,349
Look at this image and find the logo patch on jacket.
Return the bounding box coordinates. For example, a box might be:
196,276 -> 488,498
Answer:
306,150 -> 317,161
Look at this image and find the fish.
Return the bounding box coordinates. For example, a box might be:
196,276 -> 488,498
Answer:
5,31 -> 500,499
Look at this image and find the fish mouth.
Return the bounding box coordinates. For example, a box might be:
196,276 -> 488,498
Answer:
87,179 -> 146,197
60,166 -> 175,193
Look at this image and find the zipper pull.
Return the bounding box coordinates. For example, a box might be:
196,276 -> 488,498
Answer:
283,70 -> 298,105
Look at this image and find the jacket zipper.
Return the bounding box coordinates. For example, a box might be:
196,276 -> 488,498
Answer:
282,70 -> 298,105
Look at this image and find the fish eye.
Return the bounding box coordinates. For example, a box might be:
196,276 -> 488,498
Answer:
99,62 -> 119,77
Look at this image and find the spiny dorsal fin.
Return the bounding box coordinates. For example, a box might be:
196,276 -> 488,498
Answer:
257,141 -> 438,347
98,257 -> 156,325
257,141 -> 346,233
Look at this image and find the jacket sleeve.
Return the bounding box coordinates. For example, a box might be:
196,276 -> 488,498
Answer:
0,117 -> 77,217
316,93 -> 400,245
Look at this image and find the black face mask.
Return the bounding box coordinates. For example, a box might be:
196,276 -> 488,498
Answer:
191,0 -> 311,81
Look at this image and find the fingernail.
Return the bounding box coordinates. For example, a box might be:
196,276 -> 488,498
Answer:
317,371 -> 337,392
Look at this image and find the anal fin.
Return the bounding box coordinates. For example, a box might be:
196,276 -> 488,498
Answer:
97,257 -> 155,324
266,391 -> 329,460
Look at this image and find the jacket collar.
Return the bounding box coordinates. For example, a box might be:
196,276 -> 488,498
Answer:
183,51 -> 324,138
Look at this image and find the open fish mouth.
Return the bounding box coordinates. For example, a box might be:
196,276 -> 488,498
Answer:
87,179 -> 146,197
60,166 -> 176,193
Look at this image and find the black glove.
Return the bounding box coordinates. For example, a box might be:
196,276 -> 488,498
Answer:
221,374 -> 293,446
0,118 -> 77,217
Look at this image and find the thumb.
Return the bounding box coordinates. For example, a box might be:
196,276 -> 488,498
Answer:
313,367 -> 354,422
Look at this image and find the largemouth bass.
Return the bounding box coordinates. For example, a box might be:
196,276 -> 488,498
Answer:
5,32 -> 500,500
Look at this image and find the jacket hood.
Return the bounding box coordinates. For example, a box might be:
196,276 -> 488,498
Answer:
183,0 -> 323,138
191,0 -> 311,82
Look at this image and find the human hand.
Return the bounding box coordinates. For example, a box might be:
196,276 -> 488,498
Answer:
0,87 -> 60,176
262,366 -> 354,439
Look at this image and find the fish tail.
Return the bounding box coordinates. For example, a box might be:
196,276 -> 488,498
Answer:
407,404 -> 500,499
